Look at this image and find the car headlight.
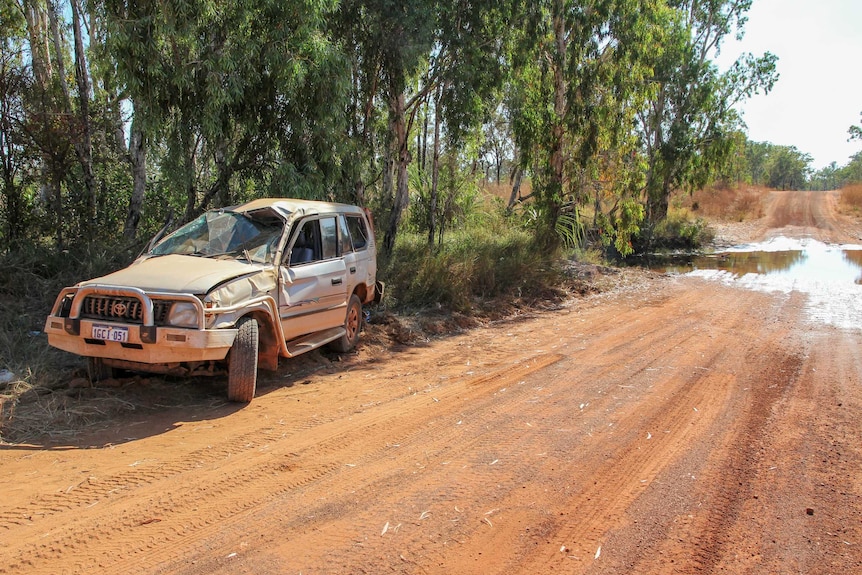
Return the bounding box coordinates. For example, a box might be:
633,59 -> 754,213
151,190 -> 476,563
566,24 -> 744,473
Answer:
167,302 -> 199,328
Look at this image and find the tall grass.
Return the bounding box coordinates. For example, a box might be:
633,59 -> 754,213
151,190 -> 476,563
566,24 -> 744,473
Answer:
380,215 -> 563,313
839,183 -> 862,214
0,244 -> 136,390
683,185 -> 767,222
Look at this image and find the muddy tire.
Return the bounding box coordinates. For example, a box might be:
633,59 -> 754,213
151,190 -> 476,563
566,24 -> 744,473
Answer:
329,294 -> 363,353
87,357 -> 115,382
227,317 -> 259,403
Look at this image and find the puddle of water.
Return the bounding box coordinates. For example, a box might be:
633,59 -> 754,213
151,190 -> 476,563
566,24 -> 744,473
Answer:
648,237 -> 862,330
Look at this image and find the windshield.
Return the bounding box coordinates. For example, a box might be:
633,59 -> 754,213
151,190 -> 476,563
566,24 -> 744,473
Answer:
150,210 -> 284,264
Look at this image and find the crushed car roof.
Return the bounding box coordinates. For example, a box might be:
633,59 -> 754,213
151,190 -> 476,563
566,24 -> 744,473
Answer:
233,198 -> 364,220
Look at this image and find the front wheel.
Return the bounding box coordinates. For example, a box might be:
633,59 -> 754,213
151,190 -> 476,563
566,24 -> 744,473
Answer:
227,317 -> 259,403
329,294 -> 363,353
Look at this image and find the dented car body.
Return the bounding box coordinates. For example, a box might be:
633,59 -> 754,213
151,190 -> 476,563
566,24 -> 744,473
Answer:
44,198 -> 381,402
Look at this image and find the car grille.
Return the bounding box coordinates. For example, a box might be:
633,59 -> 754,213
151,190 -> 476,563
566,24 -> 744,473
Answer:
80,296 -> 172,325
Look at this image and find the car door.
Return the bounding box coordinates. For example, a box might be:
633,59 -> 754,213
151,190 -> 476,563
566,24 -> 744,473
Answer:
343,212 -> 376,295
278,217 -> 348,341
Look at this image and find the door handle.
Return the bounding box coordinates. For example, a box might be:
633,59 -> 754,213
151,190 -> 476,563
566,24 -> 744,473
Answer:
332,278 -> 343,286
349,266 -> 356,274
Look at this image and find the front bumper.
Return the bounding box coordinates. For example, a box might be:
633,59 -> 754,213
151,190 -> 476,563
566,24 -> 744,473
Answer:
44,317 -> 237,364
44,284 -> 237,365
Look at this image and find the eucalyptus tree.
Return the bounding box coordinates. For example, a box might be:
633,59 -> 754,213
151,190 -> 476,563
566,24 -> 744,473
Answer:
103,0 -> 352,227
335,0 -> 514,254
638,0 -> 777,226
0,0 -> 30,245
508,0 -> 664,253
334,0 -> 438,255
765,145 -> 811,190
808,161 -> 839,192
838,152 -> 862,186
16,0 -> 76,246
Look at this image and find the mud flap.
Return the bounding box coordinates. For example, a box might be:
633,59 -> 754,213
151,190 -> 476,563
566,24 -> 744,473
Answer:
373,281 -> 385,304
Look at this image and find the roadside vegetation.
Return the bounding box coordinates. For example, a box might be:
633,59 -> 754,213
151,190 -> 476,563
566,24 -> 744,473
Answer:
839,183 -> 862,215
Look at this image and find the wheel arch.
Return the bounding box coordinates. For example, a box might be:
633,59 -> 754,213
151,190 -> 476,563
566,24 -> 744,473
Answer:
245,310 -> 280,371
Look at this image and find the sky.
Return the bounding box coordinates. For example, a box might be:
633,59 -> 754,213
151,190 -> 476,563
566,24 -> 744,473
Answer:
714,0 -> 862,170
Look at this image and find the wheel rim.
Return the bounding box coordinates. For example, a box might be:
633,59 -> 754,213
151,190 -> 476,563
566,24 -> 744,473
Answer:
346,305 -> 360,339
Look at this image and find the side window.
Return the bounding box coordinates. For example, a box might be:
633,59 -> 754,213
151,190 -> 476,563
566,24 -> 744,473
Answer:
288,220 -> 320,265
338,215 -> 353,255
346,216 -> 368,251
320,217 -> 338,260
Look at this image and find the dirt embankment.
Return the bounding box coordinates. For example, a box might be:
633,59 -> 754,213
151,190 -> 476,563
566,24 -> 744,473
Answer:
1,190 -> 861,575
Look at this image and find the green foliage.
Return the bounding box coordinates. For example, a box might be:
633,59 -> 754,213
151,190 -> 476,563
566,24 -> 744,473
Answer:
380,213 -> 560,313
841,152 -> 862,185
509,0 -> 664,251
640,1 -> 778,224
596,198 -> 644,257
407,147 -> 483,243
633,211 -> 715,253
0,0 -> 842,313
554,207 -> 585,251
104,0 -> 353,220
731,140 -> 813,190
809,151 -> 862,190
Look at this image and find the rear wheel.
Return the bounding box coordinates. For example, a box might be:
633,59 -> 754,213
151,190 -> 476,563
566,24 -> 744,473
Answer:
329,294 -> 363,353
227,317 -> 259,403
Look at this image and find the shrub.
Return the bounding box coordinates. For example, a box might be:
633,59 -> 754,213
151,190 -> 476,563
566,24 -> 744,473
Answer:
379,222 -> 562,313
839,184 -> 862,214
630,212 -> 715,253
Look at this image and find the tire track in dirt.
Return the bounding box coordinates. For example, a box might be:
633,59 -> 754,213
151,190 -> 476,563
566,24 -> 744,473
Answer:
154,280 -> 770,575
0,353 -> 565,575
578,291 -> 808,575
4,266 -> 855,575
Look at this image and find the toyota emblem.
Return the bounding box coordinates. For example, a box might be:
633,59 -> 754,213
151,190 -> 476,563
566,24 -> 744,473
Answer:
111,302 -> 128,316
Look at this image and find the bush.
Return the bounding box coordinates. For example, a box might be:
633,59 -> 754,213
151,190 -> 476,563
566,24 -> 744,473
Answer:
630,212 -> 715,253
379,223 -> 562,313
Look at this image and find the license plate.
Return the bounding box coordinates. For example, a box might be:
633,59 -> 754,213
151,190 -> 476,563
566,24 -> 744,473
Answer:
92,324 -> 129,343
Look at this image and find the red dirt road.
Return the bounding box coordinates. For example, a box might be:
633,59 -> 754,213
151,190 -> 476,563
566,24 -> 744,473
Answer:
1,190 -> 861,574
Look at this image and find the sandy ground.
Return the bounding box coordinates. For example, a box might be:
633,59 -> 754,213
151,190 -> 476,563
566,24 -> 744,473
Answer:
1,190 -> 861,574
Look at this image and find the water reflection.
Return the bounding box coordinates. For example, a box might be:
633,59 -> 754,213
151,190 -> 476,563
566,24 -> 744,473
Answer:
844,251 -> 862,284
659,250 -> 808,277
649,237 -> 862,330
653,240 -> 862,285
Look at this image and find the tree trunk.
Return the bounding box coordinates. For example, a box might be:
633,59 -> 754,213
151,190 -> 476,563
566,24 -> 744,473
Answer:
181,127 -> 199,223
383,92 -> 410,256
428,87 -> 442,246
22,0 -> 52,91
123,112 -> 146,242
23,0 -> 59,228
70,0 -> 97,229
539,0 -> 567,249
508,167 -> 523,210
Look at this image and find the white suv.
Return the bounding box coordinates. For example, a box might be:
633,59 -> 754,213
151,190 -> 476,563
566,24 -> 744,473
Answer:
44,199 -> 382,403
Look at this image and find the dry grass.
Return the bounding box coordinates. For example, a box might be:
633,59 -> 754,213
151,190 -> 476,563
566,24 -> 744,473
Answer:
479,180 -> 533,205
680,185 -> 768,222
839,183 -> 862,215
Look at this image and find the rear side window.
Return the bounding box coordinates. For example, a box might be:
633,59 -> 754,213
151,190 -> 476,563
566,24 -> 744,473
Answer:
346,216 -> 369,250
320,217 -> 338,260
338,215 -> 354,255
